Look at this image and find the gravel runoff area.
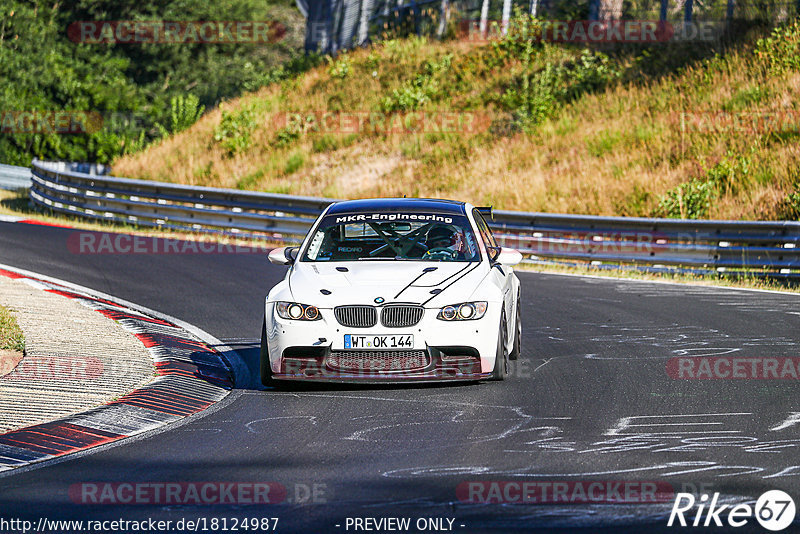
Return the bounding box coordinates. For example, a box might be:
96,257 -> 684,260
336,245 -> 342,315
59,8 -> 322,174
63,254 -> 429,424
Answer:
0,275 -> 155,433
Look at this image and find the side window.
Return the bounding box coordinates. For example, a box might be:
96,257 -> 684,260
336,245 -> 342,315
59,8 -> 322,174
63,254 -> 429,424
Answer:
472,209 -> 498,249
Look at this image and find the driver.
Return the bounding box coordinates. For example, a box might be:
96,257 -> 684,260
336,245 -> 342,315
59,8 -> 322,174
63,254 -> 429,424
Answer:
425,225 -> 456,251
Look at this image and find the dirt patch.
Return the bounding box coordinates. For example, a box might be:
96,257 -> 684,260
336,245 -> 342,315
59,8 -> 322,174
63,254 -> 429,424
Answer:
333,153 -> 404,197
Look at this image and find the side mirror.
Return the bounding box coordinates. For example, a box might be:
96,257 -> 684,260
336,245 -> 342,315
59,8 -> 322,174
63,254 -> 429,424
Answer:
268,246 -> 299,265
489,246 -> 522,266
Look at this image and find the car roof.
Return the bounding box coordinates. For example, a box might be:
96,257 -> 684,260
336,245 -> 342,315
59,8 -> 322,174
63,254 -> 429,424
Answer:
325,198 -> 468,216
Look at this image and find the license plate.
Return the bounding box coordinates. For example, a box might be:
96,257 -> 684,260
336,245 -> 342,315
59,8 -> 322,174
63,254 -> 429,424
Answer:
344,334 -> 414,349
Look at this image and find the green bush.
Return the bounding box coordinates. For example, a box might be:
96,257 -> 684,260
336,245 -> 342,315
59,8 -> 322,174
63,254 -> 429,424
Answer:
313,134 -> 347,153
327,53 -> 352,79
283,151 -> 305,175
213,107 -> 257,157
706,154 -> 751,195
657,178 -> 716,219
484,11 -> 622,133
380,55 -> 452,112
273,126 -> 301,148
755,21 -> 800,74
502,62 -> 565,129
781,190 -> 800,220
656,155 -> 752,218
566,51 -> 621,100
246,53 -> 323,91
503,49 -> 620,132
157,94 -> 205,137
489,14 -> 544,59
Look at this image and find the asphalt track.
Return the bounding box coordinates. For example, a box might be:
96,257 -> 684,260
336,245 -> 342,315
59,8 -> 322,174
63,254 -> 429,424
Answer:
0,221 -> 799,533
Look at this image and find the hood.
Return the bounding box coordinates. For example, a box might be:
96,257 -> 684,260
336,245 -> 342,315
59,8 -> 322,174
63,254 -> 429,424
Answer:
288,261 -> 488,307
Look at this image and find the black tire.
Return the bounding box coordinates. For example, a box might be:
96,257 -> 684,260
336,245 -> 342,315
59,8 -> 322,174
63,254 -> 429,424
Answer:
509,293 -> 522,361
260,318 -> 276,387
490,310 -> 509,381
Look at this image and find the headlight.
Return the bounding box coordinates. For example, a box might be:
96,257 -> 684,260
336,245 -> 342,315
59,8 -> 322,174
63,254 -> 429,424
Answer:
276,302 -> 322,321
437,301 -> 487,321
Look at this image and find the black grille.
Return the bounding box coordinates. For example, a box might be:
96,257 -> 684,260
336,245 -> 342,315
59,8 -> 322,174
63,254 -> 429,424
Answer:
327,350 -> 429,372
380,305 -> 424,328
334,306 -> 377,328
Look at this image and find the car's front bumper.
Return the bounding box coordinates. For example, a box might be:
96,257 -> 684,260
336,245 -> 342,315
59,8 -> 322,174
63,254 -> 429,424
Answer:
272,345 -> 491,383
264,301 -> 500,382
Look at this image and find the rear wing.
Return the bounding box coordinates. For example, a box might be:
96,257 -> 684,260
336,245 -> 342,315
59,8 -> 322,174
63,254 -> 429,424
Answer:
476,206 -> 493,220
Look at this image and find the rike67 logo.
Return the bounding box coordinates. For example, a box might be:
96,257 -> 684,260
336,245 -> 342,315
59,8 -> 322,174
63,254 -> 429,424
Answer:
668,490 -> 796,531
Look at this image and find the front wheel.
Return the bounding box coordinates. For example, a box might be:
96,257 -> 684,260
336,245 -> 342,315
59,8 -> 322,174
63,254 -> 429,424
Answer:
490,311 -> 509,381
260,318 -> 276,387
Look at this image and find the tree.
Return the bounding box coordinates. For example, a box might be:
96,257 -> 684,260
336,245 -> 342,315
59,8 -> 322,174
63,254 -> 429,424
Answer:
502,0 -> 511,35
0,0 -> 305,165
479,0 -> 489,37
599,0 -> 623,20
358,0 -> 375,44
437,0 -> 450,37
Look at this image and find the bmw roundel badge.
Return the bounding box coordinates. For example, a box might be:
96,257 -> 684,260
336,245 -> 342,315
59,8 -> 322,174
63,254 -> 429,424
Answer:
374,297 -> 385,304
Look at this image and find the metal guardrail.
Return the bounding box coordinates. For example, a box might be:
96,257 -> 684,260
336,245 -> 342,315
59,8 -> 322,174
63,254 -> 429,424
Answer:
30,160 -> 332,242
0,164 -> 32,191
29,159 -> 800,276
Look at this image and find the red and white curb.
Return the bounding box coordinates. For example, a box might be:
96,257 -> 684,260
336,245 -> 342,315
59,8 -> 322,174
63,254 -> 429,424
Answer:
0,264 -> 234,473
0,214 -> 72,227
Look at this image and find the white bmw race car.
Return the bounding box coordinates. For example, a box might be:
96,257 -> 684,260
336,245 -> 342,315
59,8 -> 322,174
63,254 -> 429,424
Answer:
260,198 -> 523,384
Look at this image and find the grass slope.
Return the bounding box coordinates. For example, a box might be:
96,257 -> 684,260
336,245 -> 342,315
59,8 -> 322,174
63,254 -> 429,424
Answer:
113,19 -> 800,220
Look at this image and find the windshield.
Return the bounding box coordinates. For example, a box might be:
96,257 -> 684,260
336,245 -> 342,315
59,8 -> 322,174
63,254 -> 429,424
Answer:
301,212 -> 480,262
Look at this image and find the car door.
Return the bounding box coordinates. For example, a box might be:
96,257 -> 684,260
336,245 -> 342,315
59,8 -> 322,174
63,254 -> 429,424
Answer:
472,209 -> 514,344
